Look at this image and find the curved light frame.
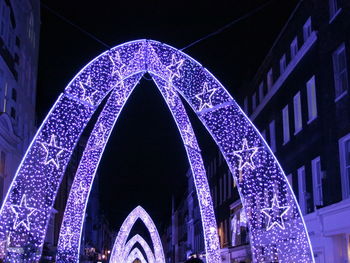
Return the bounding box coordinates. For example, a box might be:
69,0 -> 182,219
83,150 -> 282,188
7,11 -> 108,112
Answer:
0,40 -> 314,263
126,248 -> 147,263
109,206 -> 164,263
121,235 -> 155,263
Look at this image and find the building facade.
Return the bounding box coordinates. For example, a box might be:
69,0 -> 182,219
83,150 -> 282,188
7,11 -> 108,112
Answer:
0,0 -> 40,205
165,1 -> 350,262
165,159 -> 252,263
237,0 -> 350,262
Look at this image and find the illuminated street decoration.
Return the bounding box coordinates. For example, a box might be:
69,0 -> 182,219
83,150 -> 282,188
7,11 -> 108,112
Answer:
109,206 -> 165,263
233,138 -> 258,172
56,74 -> 143,262
0,40 -> 314,263
262,194 -> 290,231
166,54 -> 184,81
10,195 -> 36,231
79,76 -> 99,105
126,248 -> 148,263
41,134 -> 65,168
195,82 -> 217,111
121,234 -> 155,263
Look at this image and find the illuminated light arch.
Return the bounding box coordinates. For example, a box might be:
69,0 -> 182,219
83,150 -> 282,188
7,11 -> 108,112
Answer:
126,248 -> 147,263
109,206 -> 164,263
56,41 -> 218,262
121,235 -> 155,263
0,40 -> 314,263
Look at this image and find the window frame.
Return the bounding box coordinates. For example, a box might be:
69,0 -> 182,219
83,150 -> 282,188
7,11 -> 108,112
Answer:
290,37 -> 298,60
252,92 -> 257,111
329,0 -> 342,23
280,54 -> 287,75
267,68 -> 273,90
339,133 -> 350,199
303,17 -> 312,42
311,156 -> 323,207
297,166 -> 307,215
293,91 -> 303,134
282,105 -> 290,144
332,43 -> 348,101
258,81 -> 264,102
306,75 -> 318,123
269,120 -> 276,152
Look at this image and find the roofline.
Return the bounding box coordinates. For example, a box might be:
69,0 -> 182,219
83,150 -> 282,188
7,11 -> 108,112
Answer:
253,0 -> 304,83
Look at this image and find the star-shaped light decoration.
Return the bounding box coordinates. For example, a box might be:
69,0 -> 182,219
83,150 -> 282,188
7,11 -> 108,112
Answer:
61,227 -> 74,249
73,182 -> 88,205
195,82 -> 217,111
262,194 -> 290,231
79,76 -> 98,105
233,138 -> 258,172
166,54 -> 184,81
183,124 -> 195,148
109,51 -> 126,77
41,134 -> 65,168
10,195 -> 37,231
163,84 -> 177,107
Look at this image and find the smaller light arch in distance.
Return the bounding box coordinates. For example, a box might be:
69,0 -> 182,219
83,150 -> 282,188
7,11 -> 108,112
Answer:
126,248 -> 148,263
122,234 -> 155,263
110,206 -> 165,263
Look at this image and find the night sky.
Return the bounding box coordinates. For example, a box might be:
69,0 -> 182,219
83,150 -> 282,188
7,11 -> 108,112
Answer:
37,0 -> 299,231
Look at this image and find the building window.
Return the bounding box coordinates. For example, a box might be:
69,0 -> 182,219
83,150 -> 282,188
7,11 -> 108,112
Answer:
223,173 -> 227,202
332,43 -> 348,100
3,83 -> 8,112
290,37 -> 298,59
12,88 -> 17,101
306,76 -> 317,122
269,120 -> 276,152
287,173 -> 293,188
339,134 -> 350,199
261,129 -> 266,141
252,92 -> 257,111
258,82 -> 264,102
280,54 -> 286,75
10,107 -> 16,119
312,157 -> 323,207
0,151 -> 5,175
267,69 -> 273,90
243,97 -> 248,114
303,17 -> 312,42
329,0 -> 341,21
297,166 -> 307,215
293,92 -> 302,134
282,105 -> 290,144
228,172 -> 232,198
219,177 -> 223,205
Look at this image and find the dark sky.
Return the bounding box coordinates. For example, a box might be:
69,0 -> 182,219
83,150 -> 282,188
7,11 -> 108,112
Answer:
37,0 -> 299,231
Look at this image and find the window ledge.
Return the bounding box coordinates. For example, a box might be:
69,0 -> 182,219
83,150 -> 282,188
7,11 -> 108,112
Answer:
294,128 -> 302,136
307,116 -> 317,125
334,90 -> 348,103
329,8 -> 342,24
282,140 -> 290,146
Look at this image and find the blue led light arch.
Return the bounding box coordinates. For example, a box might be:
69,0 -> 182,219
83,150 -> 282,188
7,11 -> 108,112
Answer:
0,40 -> 314,263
